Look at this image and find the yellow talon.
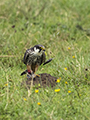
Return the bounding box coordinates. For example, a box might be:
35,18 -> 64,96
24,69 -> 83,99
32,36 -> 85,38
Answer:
36,74 -> 40,77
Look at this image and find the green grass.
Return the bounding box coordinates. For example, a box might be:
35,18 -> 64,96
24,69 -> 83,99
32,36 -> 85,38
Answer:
0,0 -> 90,119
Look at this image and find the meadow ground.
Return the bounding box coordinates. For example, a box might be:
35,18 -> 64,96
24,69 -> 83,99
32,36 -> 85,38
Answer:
0,0 -> 90,119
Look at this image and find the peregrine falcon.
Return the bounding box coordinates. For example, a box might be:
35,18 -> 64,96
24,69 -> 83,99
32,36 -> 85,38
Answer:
21,45 -> 46,77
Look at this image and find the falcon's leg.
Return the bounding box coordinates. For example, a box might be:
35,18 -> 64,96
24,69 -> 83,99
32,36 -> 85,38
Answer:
35,65 -> 39,73
34,65 -> 40,77
27,65 -> 33,74
27,65 -> 35,79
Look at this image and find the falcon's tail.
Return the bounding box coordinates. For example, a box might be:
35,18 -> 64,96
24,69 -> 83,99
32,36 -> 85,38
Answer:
21,70 -> 28,76
43,58 -> 53,65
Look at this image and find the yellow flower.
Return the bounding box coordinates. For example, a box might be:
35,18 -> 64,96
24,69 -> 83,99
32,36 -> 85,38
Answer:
5,83 -> 8,86
68,90 -> 71,93
68,47 -> 71,50
35,89 -> 39,93
72,56 -> 75,58
56,79 -> 60,83
64,68 -> 67,70
65,81 -> 68,84
37,102 -> 41,105
55,89 -> 60,92
24,98 -> 27,101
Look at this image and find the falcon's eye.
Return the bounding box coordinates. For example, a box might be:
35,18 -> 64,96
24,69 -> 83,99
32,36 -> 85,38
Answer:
40,47 -> 45,51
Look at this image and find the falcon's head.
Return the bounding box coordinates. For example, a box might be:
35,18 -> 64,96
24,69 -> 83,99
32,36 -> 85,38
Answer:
34,44 -> 45,51
33,45 -> 46,55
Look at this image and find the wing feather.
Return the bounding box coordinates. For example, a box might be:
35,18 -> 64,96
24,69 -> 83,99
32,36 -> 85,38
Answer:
23,47 -> 34,64
40,52 -> 46,65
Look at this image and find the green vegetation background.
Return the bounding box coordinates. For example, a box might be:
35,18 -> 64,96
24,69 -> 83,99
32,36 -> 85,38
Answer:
0,0 -> 90,119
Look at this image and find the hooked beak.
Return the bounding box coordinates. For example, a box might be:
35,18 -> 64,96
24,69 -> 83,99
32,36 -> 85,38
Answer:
40,47 -> 46,55
40,47 -> 45,51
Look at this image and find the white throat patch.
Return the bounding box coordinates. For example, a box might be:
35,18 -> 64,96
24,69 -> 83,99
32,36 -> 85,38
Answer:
30,47 -> 42,56
34,47 -> 39,54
